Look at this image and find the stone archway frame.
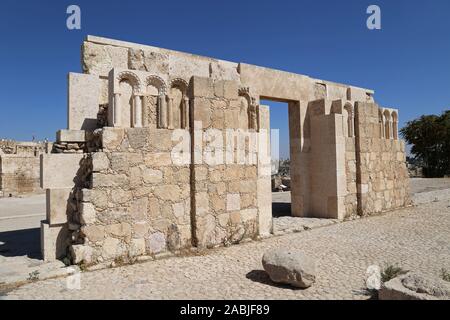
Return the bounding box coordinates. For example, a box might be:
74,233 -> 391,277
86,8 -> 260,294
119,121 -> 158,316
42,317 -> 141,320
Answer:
168,78 -> 190,129
145,74 -> 169,128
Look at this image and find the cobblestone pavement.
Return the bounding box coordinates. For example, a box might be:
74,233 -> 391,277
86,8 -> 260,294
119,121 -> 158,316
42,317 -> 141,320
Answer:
410,178 -> 450,194
4,199 -> 450,300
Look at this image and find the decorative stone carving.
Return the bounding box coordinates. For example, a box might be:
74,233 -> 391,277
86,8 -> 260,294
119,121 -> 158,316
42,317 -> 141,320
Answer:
239,87 -> 259,131
169,78 -> 190,129
116,71 -> 142,94
145,75 -> 168,129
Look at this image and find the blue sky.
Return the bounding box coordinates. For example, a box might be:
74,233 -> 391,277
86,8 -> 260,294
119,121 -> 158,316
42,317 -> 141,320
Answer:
0,0 -> 449,158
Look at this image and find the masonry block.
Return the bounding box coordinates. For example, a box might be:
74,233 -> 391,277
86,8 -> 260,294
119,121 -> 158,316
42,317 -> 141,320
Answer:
40,153 -> 84,189
40,220 -> 69,261
68,72 -> 101,131
56,129 -> 86,143
46,188 -> 72,225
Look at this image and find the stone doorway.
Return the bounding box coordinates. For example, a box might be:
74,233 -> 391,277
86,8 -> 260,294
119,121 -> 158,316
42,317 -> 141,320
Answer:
260,99 -> 294,218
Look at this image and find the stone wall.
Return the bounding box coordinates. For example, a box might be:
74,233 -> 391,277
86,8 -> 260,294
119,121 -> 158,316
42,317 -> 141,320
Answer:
72,128 -> 191,263
0,141 -> 47,197
190,76 -> 260,248
355,102 -> 411,215
40,36 -> 411,265
70,75 -> 267,264
344,136 -> 358,217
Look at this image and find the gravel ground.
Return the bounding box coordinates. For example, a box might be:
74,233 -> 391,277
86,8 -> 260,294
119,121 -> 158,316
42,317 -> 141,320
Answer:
4,198 -> 450,300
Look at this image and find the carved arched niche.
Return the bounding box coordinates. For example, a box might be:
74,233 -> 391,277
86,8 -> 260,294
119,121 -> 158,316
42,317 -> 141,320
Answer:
238,87 -> 259,131
378,109 -> 384,138
383,109 -> 391,139
343,103 -> 354,138
168,78 -> 189,129
114,71 -> 142,127
143,75 -> 167,129
392,111 -> 398,140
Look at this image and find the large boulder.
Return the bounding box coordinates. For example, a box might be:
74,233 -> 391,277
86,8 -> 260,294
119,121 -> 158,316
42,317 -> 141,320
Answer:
379,272 -> 450,300
262,249 -> 316,288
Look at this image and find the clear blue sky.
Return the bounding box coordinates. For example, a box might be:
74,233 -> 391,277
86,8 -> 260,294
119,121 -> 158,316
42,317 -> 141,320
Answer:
0,0 -> 449,158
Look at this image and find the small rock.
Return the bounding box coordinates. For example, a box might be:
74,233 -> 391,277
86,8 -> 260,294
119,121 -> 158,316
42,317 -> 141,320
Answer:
262,249 -> 316,288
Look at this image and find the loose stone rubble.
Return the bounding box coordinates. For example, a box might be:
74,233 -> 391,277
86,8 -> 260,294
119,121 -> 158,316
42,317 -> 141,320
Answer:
39,35 -> 411,266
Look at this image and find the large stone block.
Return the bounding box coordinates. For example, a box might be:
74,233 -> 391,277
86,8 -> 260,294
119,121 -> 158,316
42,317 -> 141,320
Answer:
40,221 -> 69,261
92,152 -> 110,172
102,127 -> 125,151
46,188 -> 72,225
56,129 -> 86,143
192,76 -> 214,98
82,41 -> 129,76
68,73 -> 101,131
40,154 -> 84,189
262,249 -> 316,288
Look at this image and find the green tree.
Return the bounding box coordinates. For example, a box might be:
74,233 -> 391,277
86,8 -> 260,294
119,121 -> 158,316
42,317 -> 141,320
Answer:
400,110 -> 450,177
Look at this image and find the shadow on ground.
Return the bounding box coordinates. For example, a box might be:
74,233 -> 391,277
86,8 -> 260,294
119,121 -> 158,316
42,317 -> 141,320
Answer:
272,202 -> 291,218
0,228 -> 41,259
246,270 -> 305,290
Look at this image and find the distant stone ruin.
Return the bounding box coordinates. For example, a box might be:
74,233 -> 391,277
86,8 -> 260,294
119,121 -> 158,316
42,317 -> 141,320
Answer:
40,36 -> 411,264
0,140 -> 49,197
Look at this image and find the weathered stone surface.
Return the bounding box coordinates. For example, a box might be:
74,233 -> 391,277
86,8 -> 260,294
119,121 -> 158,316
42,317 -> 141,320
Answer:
102,127 -> 124,150
154,185 -> 181,201
130,238 -> 146,257
142,168 -> 163,184
40,221 -> 69,262
82,225 -> 105,243
0,151 -> 44,197
146,232 -> 166,254
38,35 -> 411,266
46,188 -> 72,225
102,237 -> 120,259
92,152 -> 109,172
226,193 -> 240,211
91,173 -> 128,188
379,272 -> 450,300
70,244 -> 93,264
68,73 -> 101,131
82,41 -> 128,76
262,249 -> 316,288
40,153 -> 83,189
106,222 -> 132,240
80,202 -> 96,225
57,129 -> 86,143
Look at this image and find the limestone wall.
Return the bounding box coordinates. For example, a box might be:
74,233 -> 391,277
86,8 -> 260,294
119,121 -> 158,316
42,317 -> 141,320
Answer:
355,102 -> 411,215
0,155 -> 42,196
190,76 -> 260,248
344,137 -> 358,217
0,141 -> 47,197
69,75 -> 268,264
40,36 -> 411,265
72,128 -> 191,263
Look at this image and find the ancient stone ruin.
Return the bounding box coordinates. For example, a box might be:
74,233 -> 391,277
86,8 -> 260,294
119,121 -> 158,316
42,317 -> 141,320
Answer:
0,140 -> 49,197
40,36 -> 410,264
